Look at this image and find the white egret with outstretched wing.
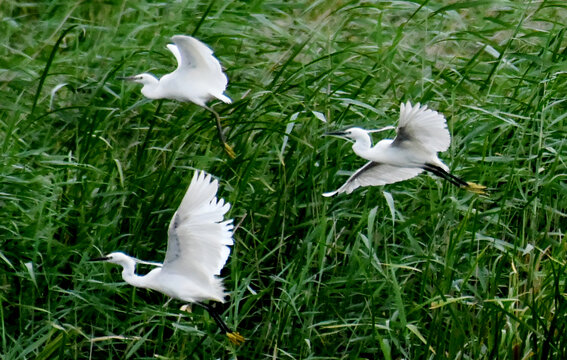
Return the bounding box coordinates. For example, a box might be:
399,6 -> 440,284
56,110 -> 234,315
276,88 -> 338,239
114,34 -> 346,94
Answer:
91,170 -> 244,344
119,35 -> 234,157
323,101 -> 486,196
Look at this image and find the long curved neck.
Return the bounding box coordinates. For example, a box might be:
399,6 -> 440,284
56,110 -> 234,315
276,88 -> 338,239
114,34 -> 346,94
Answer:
119,259 -> 150,288
351,133 -> 373,158
140,76 -> 163,99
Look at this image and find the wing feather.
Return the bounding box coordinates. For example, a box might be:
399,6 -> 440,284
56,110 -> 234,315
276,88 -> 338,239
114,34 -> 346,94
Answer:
171,35 -> 230,103
393,101 -> 451,152
323,162 -> 424,197
166,44 -> 182,69
163,171 -> 233,280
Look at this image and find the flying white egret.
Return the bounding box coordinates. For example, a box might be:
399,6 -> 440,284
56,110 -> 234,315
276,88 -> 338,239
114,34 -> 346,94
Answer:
119,35 -> 235,158
90,170 -> 244,345
323,101 -> 486,197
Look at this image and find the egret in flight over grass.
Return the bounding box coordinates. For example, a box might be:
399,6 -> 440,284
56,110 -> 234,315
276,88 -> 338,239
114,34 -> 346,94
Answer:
119,35 -> 235,158
90,170 -> 244,345
323,101 -> 486,197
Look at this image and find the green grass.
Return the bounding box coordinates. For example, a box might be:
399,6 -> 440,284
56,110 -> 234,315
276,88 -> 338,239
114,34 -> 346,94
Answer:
1,0 -> 566,359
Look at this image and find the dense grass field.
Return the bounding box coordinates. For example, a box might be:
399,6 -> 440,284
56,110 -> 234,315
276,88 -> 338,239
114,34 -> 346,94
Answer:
1,0 -> 566,359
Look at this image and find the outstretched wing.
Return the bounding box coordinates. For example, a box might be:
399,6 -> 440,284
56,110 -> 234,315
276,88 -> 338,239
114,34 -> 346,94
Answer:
166,44 -> 182,69
171,35 -> 230,103
163,171 -> 233,279
323,162 -> 424,197
393,101 -> 451,153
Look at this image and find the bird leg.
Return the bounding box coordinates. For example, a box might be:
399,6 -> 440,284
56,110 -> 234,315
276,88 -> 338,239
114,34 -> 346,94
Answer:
423,163 -> 487,195
198,303 -> 245,345
423,163 -> 467,187
204,106 -> 236,159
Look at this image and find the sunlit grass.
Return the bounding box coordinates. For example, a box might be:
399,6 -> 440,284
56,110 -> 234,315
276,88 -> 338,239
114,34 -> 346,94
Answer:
1,0 -> 566,359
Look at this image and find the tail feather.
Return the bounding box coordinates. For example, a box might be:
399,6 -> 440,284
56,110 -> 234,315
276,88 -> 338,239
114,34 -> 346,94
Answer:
215,93 -> 232,104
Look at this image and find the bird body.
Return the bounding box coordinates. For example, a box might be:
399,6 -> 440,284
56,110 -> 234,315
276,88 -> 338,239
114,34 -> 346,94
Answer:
323,102 -> 485,196
91,171 -> 244,344
103,252 -> 226,303
355,136 -> 449,172
121,35 -> 235,157
125,35 -> 231,106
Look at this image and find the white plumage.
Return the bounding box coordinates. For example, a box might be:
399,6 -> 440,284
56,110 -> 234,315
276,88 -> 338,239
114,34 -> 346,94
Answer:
397,101 -> 450,153
124,35 -> 231,106
323,163 -> 424,197
161,170 -> 233,302
120,35 -> 235,157
91,170 -> 244,344
324,101 -> 486,196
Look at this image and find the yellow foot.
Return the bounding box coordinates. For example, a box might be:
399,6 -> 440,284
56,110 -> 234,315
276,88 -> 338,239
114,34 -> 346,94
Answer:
180,304 -> 192,313
226,331 -> 245,345
224,143 -> 236,159
463,182 -> 488,195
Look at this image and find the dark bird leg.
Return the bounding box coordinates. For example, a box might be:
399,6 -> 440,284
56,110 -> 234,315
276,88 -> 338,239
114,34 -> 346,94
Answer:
204,106 -> 236,159
423,163 -> 487,194
423,163 -> 468,187
198,303 -> 245,345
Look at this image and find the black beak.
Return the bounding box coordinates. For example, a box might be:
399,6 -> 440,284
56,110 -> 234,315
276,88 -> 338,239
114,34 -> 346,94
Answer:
89,256 -> 109,262
116,76 -> 135,81
324,131 -> 347,137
